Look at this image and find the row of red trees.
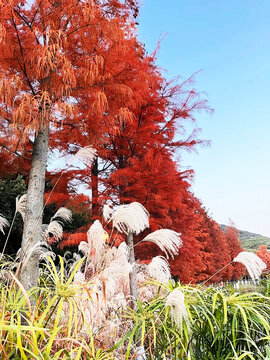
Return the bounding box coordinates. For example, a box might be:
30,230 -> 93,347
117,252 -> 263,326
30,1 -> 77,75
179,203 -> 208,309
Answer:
0,0 -> 245,283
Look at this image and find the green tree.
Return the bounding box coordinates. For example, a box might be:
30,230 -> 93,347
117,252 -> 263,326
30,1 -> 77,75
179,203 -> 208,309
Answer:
0,175 -> 26,254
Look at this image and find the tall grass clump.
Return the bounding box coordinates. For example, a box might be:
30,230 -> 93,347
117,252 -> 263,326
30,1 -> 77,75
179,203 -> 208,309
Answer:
0,197 -> 270,359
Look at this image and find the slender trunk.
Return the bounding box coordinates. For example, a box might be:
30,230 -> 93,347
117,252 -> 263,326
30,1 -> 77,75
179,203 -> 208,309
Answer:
91,157 -> 99,220
19,126 -> 49,290
118,152 -> 126,204
127,232 -> 146,360
127,232 -> 138,301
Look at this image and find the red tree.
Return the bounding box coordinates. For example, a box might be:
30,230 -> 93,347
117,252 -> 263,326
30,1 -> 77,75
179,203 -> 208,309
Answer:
257,245 -> 270,273
1,0 -> 241,286
224,225 -> 244,280
0,0 -> 141,288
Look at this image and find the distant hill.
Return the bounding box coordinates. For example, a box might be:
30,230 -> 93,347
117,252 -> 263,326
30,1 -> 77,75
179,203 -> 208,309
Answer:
220,224 -> 270,251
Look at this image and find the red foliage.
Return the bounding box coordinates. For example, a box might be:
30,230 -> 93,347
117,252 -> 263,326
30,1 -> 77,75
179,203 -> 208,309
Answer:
0,0 -> 243,284
122,151 -> 205,283
59,233 -> 87,249
224,225 -> 245,280
111,234 -> 125,247
0,0 -> 140,179
257,245 -> 270,272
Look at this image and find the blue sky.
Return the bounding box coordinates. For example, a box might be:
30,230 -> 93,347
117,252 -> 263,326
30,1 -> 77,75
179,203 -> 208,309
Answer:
138,0 -> 270,236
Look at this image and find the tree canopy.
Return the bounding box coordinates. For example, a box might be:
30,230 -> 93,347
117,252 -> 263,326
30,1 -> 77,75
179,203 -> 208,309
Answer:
0,0 -> 243,285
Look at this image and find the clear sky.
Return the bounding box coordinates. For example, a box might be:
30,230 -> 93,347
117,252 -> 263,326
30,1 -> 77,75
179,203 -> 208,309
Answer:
137,0 -> 270,236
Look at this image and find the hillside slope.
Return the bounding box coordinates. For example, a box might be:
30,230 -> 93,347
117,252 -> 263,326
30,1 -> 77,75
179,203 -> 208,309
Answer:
220,225 -> 270,251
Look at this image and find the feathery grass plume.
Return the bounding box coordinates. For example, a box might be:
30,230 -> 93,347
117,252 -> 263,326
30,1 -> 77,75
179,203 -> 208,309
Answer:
101,243 -> 132,297
103,244 -> 132,296
1,195 -> 27,259
45,220 -> 63,241
102,245 -> 118,265
74,270 -> 85,283
103,204 -> 113,222
136,270 -> 147,284
61,251 -> 82,272
142,229 -> 182,258
233,251 -> 267,283
15,194 -> 27,220
148,256 -> 171,283
118,241 -> 130,261
0,214 -> 9,234
74,145 -> 97,165
78,241 -> 90,256
23,241 -> 55,267
165,288 -> 189,330
72,252 -> 81,262
41,224 -> 48,232
112,202 -> 149,234
51,207 -> 72,223
87,220 -> 108,263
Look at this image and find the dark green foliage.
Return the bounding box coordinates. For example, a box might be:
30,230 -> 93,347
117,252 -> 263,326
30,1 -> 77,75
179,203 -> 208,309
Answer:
0,174 -> 90,257
65,211 -> 90,233
44,203 -> 90,233
0,175 -> 26,254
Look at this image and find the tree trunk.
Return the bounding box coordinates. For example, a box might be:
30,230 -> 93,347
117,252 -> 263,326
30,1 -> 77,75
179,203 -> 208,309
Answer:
19,126 -> 49,290
127,232 -> 146,359
91,157 -> 99,220
127,232 -> 138,301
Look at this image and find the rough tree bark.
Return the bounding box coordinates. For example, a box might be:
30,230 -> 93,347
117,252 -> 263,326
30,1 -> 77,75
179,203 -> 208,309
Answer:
19,126 -> 49,290
127,232 -> 138,301
91,157 -> 99,220
127,232 -> 146,359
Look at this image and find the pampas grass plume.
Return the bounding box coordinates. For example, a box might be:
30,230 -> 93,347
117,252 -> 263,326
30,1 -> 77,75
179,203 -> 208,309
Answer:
46,220 -> 63,241
0,214 -> 9,235
165,288 -> 188,330
23,241 -> 55,266
103,205 -> 113,222
112,202 -> 149,234
118,242 -> 130,261
142,229 -> 182,258
16,194 -> 27,220
74,145 -> 97,165
74,271 -> 85,283
78,241 -> 90,256
233,251 -> 266,282
51,207 -> 72,223
148,256 -> 171,283
87,220 -> 107,259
